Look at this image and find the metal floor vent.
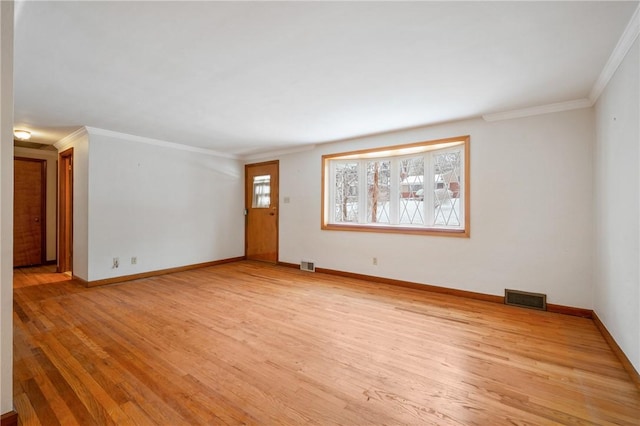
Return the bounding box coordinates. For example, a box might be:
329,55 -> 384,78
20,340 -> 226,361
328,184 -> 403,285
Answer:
505,289 -> 547,311
300,261 -> 315,272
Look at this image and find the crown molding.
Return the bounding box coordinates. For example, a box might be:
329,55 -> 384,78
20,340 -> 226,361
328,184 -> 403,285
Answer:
240,143 -> 317,162
84,126 -> 238,160
482,98 -> 592,122
53,127 -> 88,151
589,3 -> 640,103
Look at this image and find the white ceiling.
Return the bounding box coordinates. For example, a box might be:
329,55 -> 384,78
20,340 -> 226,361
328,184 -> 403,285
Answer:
13,1 -> 638,156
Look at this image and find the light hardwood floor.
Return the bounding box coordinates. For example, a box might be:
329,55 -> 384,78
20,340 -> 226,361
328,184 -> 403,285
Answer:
13,261 -> 640,425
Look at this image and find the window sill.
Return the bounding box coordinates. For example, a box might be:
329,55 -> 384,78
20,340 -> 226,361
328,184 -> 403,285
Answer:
321,223 -> 469,238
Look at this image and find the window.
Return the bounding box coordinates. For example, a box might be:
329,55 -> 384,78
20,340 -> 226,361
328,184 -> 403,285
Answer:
252,175 -> 271,208
322,136 -> 469,237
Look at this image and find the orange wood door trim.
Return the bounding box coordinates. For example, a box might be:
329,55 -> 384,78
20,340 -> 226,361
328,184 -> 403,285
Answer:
58,148 -> 73,273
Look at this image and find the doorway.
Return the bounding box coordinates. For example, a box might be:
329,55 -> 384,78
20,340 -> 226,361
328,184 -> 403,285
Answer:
245,160 -> 279,263
13,157 -> 46,267
58,148 -> 73,274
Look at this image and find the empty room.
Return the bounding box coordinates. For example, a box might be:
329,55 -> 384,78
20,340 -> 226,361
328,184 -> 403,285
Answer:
1,1 -> 639,425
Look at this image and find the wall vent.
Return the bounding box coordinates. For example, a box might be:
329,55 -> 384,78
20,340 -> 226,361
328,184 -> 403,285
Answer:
300,261 -> 315,272
505,289 -> 547,311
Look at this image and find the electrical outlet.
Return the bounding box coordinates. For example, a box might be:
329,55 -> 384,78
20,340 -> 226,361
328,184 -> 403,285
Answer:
373,257 -> 378,266
131,256 -> 137,265
112,257 -> 119,269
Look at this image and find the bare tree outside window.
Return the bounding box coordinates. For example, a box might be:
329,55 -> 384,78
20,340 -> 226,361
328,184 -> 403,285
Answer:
334,162 -> 359,222
367,161 -> 390,223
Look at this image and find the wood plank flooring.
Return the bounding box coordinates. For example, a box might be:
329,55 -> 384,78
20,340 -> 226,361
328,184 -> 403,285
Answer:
13,265 -> 71,289
13,261 -> 640,425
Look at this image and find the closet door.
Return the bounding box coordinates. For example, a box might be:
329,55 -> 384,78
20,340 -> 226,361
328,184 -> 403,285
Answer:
14,157 -> 46,267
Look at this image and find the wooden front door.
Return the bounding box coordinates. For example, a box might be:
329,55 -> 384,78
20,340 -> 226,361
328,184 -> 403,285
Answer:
58,148 -> 73,273
14,157 -> 46,267
245,161 -> 279,263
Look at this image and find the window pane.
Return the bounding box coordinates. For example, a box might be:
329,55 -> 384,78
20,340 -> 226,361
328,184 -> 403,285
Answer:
367,160 -> 391,223
399,157 -> 424,225
334,162 -> 359,222
432,151 -> 461,226
252,175 -> 271,208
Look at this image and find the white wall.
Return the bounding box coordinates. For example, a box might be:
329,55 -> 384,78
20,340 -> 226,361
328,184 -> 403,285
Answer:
277,109 -> 595,308
14,147 -> 58,261
0,0 -> 13,416
594,37 -> 640,373
84,128 -> 244,281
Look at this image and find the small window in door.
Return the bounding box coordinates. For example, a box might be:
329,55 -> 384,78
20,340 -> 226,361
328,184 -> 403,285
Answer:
252,175 -> 271,208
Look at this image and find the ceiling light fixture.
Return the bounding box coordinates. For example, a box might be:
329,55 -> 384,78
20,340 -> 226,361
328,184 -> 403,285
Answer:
14,129 -> 31,141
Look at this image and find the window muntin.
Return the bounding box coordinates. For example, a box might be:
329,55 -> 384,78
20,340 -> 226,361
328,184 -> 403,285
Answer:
433,150 -> 461,227
322,136 -> 469,236
399,157 -> 425,225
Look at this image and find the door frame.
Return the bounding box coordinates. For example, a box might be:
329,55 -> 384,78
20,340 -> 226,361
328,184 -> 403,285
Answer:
14,157 -> 47,266
244,160 -> 279,262
58,148 -> 73,273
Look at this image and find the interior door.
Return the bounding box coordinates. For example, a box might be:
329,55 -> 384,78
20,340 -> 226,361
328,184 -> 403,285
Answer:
58,148 -> 73,273
14,157 -> 46,267
245,161 -> 279,263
